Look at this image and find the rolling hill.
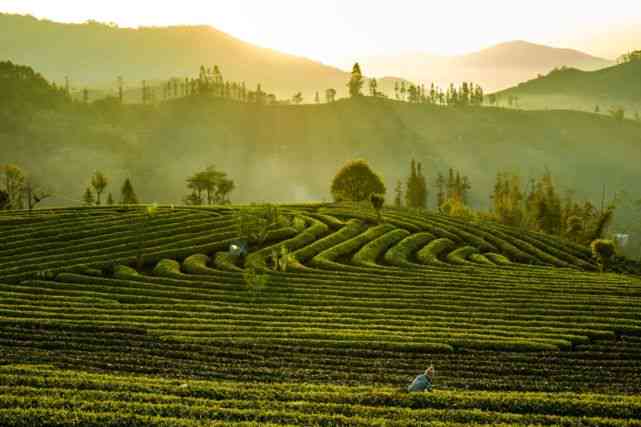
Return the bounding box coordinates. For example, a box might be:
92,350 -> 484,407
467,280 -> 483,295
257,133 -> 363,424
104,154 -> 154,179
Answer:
0,13 -> 404,101
2,60 -> 641,257
356,41 -> 613,92
1,203 -> 641,425
494,59 -> 641,115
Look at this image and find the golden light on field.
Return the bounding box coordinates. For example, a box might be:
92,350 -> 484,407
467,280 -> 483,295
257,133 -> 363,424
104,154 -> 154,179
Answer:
2,0 -> 640,63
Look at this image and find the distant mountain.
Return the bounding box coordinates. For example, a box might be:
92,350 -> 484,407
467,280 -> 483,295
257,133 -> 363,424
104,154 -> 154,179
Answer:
0,13 -> 405,101
357,41 -> 614,92
494,59 -> 641,115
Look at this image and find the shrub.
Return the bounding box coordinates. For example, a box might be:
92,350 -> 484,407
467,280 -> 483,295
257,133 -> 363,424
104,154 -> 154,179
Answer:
590,239 -> 616,272
113,265 -> 141,279
152,259 -> 181,277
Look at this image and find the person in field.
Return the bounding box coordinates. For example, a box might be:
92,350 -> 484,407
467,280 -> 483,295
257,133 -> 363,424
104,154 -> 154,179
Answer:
407,366 -> 434,392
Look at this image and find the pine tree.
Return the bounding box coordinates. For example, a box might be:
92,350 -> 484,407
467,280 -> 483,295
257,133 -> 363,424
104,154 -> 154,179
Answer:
348,63 -> 364,98
394,180 -> 403,208
461,176 -> 471,204
416,162 -> 428,209
454,171 -> 462,201
446,168 -> 455,200
121,179 -> 138,205
118,76 -> 124,104
405,160 -> 418,208
436,172 -> 445,210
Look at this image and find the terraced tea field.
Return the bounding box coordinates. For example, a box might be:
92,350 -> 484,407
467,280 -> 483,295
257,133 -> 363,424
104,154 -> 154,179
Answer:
1,204 -> 641,426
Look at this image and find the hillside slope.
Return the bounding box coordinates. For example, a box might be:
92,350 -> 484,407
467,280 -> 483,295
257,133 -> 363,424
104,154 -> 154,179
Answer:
494,60 -> 641,114
0,13 -> 401,100
4,95 -> 640,207
1,204 -> 641,425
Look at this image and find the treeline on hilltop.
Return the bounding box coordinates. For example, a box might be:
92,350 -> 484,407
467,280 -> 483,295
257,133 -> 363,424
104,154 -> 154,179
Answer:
4,56 -> 488,109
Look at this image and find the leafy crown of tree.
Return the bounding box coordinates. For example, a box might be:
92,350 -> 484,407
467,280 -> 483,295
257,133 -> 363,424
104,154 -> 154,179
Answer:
331,159 -> 386,202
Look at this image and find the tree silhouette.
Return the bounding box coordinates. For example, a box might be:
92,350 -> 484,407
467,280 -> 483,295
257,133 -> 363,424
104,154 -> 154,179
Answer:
91,171 -> 109,206
325,88 -> 336,103
83,187 -> 95,206
348,63 -> 364,98
331,159 -> 386,202
121,178 -> 138,205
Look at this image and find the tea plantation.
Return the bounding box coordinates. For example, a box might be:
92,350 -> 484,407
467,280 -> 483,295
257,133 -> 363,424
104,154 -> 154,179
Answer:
1,204 -> 641,426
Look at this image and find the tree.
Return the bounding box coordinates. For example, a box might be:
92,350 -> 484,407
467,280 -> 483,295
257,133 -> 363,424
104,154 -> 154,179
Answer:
117,76 -> 124,103
216,178 -> 235,204
91,171 -> 109,205
2,164 -> 25,210
121,178 -> 138,205
586,208 -> 614,243
405,160 -> 419,208
23,178 -> 51,212
446,168 -> 455,200
185,166 -> 233,205
591,239 -> 616,273
407,85 -> 419,103
83,187 -> 95,206
566,215 -> 584,242
330,159 -> 386,202
325,88 -> 336,103
314,91 -> 320,104
292,92 -> 303,104
347,63 -> 364,98
370,193 -> 385,223
435,172 -> 446,211
416,162 -> 428,209
107,193 -> 114,205
0,165 -> 50,212
617,50 -> 641,63
368,78 -> 378,97
394,180 -> 403,208
491,172 -> 524,227
609,106 -> 625,121
0,190 -> 8,210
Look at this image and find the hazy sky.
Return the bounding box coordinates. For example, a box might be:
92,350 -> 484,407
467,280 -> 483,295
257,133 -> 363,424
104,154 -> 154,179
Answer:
1,0 -> 640,64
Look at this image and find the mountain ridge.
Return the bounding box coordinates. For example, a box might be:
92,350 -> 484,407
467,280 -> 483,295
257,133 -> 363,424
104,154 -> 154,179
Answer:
356,40 -> 614,91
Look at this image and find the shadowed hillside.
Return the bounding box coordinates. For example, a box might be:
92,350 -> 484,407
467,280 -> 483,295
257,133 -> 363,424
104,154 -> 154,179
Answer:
3,94 -> 640,217
0,13 -> 404,101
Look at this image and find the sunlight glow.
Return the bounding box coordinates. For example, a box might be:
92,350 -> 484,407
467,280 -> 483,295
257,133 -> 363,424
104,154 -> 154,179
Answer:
1,0 -> 640,64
